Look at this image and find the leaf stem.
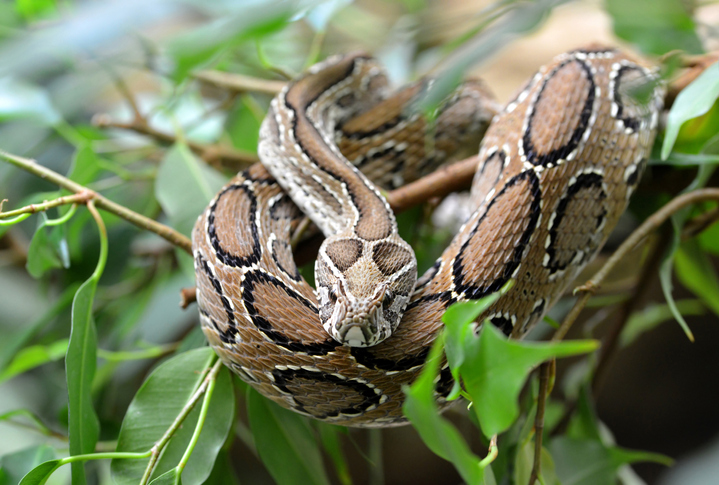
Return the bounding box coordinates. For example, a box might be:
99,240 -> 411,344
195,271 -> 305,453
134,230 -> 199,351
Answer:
478,434 -> 498,468
528,363 -> 550,485
176,359 -> 224,474
139,354 -> 219,485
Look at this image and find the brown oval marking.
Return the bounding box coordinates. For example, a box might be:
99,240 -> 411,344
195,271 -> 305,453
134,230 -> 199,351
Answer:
372,241 -> 414,277
208,183 -> 261,267
271,368 -> 381,419
523,59 -> 595,167
452,170 -> 541,299
545,172 -> 607,273
325,238 -> 363,272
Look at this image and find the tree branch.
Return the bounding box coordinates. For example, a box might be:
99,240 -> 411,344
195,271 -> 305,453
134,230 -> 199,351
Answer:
591,229 -> 671,395
0,150 -> 193,254
193,70 -> 286,95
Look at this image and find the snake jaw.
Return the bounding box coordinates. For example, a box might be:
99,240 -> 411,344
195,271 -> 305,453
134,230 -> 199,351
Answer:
328,282 -> 389,347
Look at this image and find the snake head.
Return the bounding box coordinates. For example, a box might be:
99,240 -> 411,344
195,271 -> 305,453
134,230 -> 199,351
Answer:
316,249 -> 415,348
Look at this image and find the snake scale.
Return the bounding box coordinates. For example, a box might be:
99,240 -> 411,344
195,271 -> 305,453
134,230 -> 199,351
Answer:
192,47 -> 664,427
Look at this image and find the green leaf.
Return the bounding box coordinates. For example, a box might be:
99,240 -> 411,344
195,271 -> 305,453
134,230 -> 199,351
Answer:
651,152 -> 719,167
657,163 -> 714,342
566,386 -> 602,442
15,0 -> 57,21
441,294 -> 500,377
247,388 -> 331,485
166,5 -> 292,81
448,323 -> 597,437
698,209 -> 719,255
225,96 -> 261,153
0,445 -> 55,485
67,145 -> 101,186
0,338 -> 68,382
17,460 -> 61,485
152,365 -> 234,485
149,469 -> 180,485
514,441 -> 559,485
0,283 -> 77,372
155,144 -> 227,236
674,240 -> 719,317
662,61 -> 719,159
66,277 -> 101,485
0,77 -> 60,125
316,424 -> 352,485
606,0 -> 703,57
550,437 -> 671,485
26,214 -> 70,278
418,0 -> 562,114
404,338 -> 490,485
111,348 -> 225,485
620,300 -> 704,347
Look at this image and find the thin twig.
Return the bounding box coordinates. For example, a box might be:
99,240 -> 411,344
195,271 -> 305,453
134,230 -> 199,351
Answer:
0,150 -> 193,254
193,70 -> 286,95
591,229 -> 671,395
682,206 -> 719,240
0,192 -> 92,219
103,63 -> 146,124
180,287 -> 197,309
552,188 -> 719,343
139,357 -> 221,485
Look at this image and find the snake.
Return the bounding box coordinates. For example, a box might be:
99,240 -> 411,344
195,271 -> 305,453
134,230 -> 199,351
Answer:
192,47 -> 664,427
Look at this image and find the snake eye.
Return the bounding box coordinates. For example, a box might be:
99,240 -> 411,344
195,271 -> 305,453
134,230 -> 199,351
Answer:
328,287 -> 338,304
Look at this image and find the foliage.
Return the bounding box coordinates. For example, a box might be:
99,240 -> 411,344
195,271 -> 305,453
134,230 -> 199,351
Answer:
0,0 -> 718,484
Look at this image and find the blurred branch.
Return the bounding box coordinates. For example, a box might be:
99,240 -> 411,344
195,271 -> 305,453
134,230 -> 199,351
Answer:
180,287 -> 197,309
528,360 -> 554,485
0,150 -> 193,254
193,70 -> 286,95
591,229 -> 671,395
92,115 -> 258,168
682,206 -> 719,240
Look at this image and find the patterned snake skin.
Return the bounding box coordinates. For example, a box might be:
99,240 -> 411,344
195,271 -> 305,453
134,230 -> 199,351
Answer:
192,47 -> 664,427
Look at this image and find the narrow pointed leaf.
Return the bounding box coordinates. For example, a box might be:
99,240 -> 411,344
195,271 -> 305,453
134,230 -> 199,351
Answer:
66,277 -> 100,484
404,338 -> 488,485
662,61 -> 719,159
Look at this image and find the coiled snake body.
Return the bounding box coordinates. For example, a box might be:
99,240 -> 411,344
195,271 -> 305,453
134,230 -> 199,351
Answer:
192,47 -> 663,427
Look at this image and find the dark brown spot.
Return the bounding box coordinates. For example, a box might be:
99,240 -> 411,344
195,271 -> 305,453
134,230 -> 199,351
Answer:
546,173 -> 607,273
372,241 -> 414,276
325,239 -> 363,272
